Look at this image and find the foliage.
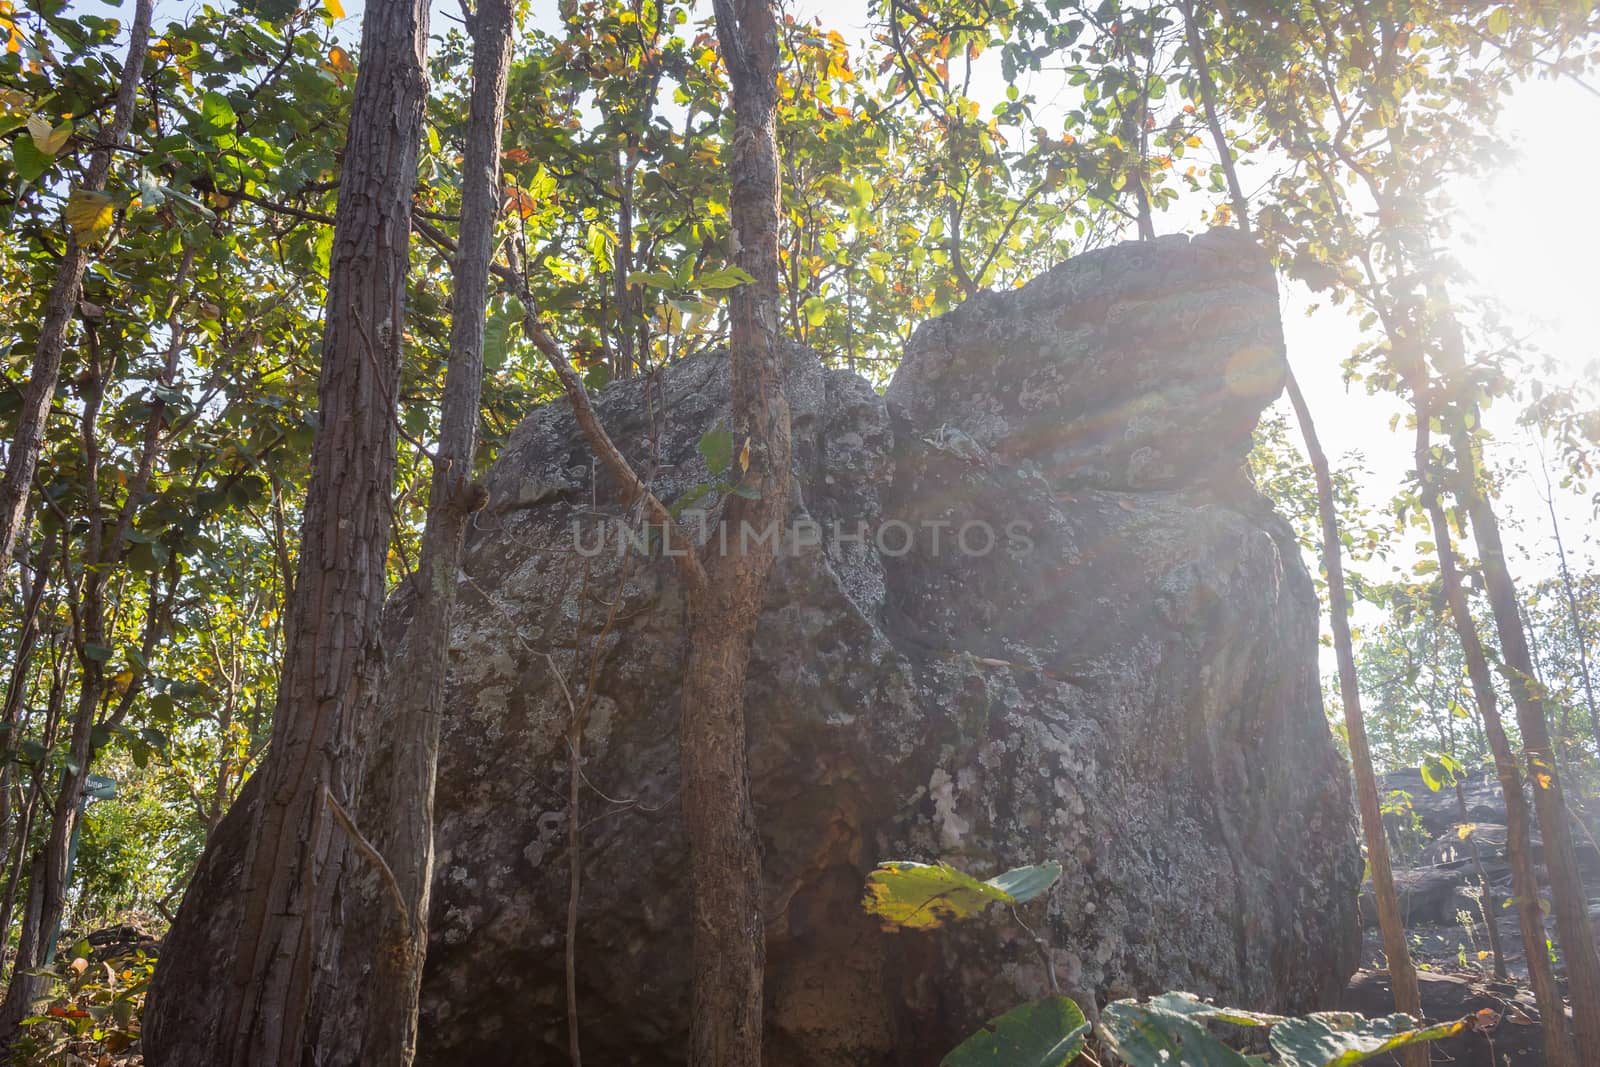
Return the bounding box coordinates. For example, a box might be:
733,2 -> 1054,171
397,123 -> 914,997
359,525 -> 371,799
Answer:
942,996 -> 1088,1067
862,859 -> 1062,928
9,942 -> 155,1064
866,859 -> 1466,1065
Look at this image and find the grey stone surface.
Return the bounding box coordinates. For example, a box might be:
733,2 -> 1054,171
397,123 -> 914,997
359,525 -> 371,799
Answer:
411,229 -> 1361,1065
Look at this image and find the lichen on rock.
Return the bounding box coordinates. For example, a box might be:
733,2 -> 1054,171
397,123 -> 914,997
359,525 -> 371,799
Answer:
413,229 -> 1361,1065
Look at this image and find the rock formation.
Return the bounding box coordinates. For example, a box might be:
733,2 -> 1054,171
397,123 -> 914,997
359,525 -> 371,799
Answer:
412,229 -> 1361,1064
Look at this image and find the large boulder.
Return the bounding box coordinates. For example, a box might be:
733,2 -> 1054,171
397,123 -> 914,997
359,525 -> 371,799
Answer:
413,230 -> 1361,1064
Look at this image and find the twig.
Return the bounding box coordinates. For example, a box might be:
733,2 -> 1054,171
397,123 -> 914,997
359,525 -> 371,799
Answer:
323,784 -> 410,942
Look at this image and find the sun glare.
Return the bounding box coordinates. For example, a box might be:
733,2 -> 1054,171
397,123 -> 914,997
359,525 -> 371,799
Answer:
1452,78 -> 1600,380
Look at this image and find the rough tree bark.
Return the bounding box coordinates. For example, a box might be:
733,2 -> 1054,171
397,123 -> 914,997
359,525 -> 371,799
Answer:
685,1 -> 788,1061
0,0 -> 153,576
311,4 -> 513,1063
142,0 -> 430,1058
488,0 -> 787,1059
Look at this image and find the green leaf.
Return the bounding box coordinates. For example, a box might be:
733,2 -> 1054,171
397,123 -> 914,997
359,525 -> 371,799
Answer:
695,266 -> 756,290
1271,1013 -> 1465,1067
12,135 -> 49,182
698,427 -> 734,478
200,90 -> 237,132
668,482 -> 713,518
862,861 -> 1012,929
985,861 -> 1063,904
942,996 -> 1088,1067
1103,1000 -> 1262,1067
1140,992 -> 1281,1028
148,692 -> 176,723
801,295 -> 828,328
82,643 -> 114,663
483,307 -> 512,372
1486,7 -> 1510,36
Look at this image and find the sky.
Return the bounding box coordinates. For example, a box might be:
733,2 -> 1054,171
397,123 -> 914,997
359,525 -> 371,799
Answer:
75,0 -> 1600,590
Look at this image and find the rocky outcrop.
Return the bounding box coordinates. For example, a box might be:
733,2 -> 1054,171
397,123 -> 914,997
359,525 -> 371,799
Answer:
1362,768 -> 1600,972
412,230 -> 1361,1064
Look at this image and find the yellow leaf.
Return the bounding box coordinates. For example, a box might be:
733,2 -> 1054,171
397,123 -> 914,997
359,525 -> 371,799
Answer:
326,45 -> 353,73
65,188 -> 114,241
1185,135 -> 1203,148
1535,772 -> 1552,789
111,670 -> 134,695
323,0 -> 344,16
738,437 -> 750,473
27,113 -> 71,155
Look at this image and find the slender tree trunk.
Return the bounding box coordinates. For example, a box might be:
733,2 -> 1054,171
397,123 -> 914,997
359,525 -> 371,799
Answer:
0,0 -> 153,573
1180,0 -> 1249,229
143,0 -> 430,1059
0,534 -> 51,873
311,5 -> 512,1063
1454,777 -> 1508,978
0,655 -> 64,978
1412,410 -> 1574,1067
1451,426 -> 1600,1060
1187,4 -> 1423,1038
688,0 -> 789,1061
0,674 -> 100,1034
1538,455 -> 1600,752
0,334 -> 122,1038
615,146 -> 637,380
1284,374 -> 1424,1061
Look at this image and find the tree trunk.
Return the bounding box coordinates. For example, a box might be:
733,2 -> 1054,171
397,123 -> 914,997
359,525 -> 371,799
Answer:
614,147 -> 637,380
1538,454 -> 1600,753
690,0 -> 788,1061
0,531 -> 51,876
1452,428 -> 1600,1061
0,0 -> 153,574
142,0 -> 430,1059
0,675 -> 100,1035
0,653 -> 64,981
1284,374 -> 1424,1064
1179,0 -> 1249,230
312,4 -> 512,1062
1412,413 -> 1574,1067
1187,7 -> 1423,1037
1455,778 -> 1508,979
